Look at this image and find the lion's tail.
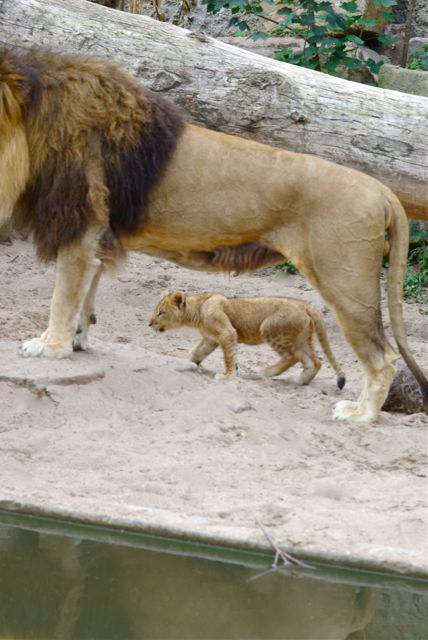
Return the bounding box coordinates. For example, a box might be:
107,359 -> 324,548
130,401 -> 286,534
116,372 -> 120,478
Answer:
308,306 -> 346,389
386,196 -> 428,413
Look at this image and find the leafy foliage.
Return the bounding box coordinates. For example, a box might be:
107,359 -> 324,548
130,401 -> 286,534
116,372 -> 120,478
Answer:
404,246 -> 428,303
409,221 -> 428,246
275,260 -> 299,274
202,0 -> 398,78
404,224 -> 428,303
407,44 -> 428,71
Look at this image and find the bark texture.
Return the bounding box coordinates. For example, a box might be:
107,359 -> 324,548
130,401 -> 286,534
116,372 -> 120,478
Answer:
0,0 -> 427,219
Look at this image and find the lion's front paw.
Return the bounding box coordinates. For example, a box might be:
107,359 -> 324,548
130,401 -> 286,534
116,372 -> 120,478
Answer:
20,337 -> 72,359
73,330 -> 89,352
332,400 -> 376,423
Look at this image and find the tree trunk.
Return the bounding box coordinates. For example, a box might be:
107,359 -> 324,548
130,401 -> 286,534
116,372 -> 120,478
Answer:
0,0 -> 427,219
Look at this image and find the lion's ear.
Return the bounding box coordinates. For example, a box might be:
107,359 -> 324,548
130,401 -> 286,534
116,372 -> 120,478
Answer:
173,291 -> 186,309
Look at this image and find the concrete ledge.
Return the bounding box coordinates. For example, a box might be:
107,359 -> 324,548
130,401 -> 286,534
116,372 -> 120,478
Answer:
1,499 -> 427,581
379,63 -> 428,97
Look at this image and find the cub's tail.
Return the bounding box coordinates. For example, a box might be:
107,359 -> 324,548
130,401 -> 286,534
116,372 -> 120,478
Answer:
386,196 -> 428,413
308,306 -> 346,389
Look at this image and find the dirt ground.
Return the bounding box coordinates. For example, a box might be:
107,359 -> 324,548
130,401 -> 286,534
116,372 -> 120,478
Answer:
0,238 -> 427,573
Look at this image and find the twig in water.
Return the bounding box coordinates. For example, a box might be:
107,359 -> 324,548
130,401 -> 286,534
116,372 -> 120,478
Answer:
247,522 -> 315,582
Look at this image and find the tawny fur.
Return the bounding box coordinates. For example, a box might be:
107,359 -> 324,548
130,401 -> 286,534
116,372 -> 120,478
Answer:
0,47 -> 427,422
0,48 -> 183,261
149,291 -> 346,386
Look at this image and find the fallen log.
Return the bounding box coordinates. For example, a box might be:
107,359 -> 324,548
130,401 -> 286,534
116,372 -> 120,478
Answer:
0,0 -> 427,219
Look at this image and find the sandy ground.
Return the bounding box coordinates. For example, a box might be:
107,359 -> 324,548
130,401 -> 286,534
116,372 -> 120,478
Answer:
0,238 -> 427,574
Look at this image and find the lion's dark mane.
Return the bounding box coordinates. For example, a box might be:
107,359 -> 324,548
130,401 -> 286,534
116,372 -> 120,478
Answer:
3,48 -> 184,261
104,89 -> 184,236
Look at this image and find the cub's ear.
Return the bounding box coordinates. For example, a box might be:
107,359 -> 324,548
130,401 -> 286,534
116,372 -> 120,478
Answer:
173,291 -> 186,309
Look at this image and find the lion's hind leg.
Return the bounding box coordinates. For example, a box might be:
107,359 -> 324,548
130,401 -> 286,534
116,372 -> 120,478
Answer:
260,311 -> 311,379
332,337 -> 396,423
314,286 -> 396,422
298,337 -> 322,386
263,354 -> 299,378
278,220 -> 399,421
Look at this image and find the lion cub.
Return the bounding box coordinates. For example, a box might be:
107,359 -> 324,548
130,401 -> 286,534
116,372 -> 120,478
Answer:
149,291 -> 346,388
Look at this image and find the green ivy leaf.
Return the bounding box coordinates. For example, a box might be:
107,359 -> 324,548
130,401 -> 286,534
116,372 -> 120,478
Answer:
301,15 -> 316,26
306,58 -> 321,69
340,1 -> 359,12
238,20 -> 250,31
378,33 -> 400,45
314,25 -> 329,37
323,57 -> 342,72
365,59 -> 384,74
301,45 -> 319,57
318,1 -> 335,10
274,47 -> 301,64
341,57 -> 365,69
324,12 -> 347,31
371,0 -> 397,6
345,34 -> 365,45
321,36 -> 340,46
249,31 -> 270,40
357,17 -> 379,28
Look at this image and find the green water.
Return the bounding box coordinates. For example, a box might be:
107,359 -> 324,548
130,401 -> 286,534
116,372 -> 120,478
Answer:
0,510 -> 426,640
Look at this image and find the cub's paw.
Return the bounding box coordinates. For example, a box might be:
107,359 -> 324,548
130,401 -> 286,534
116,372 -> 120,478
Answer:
262,366 -> 280,378
20,337 -> 72,359
215,372 -> 235,381
332,400 -> 376,424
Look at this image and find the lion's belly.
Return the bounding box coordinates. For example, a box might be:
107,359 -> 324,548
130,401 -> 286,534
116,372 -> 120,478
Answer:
119,125 -> 297,253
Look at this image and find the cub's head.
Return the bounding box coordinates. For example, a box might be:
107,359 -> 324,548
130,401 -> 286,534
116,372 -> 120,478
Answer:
148,291 -> 187,332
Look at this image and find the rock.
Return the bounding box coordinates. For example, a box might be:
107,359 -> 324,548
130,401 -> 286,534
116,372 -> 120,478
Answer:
414,0 -> 428,38
382,368 -> 424,414
344,44 -> 388,83
408,36 -> 428,55
378,62 -> 428,97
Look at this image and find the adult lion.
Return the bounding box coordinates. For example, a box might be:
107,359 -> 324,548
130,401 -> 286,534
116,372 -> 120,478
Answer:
0,48 -> 427,422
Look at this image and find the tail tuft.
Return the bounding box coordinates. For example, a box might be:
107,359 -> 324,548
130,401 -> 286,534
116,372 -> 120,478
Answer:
337,375 -> 346,390
423,389 -> 428,415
